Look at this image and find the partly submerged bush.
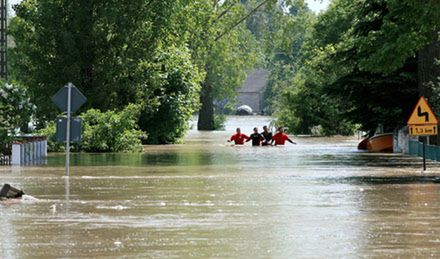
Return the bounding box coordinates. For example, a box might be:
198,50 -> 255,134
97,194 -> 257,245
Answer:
213,114 -> 226,130
36,121 -> 64,152
39,104 -> 146,152
80,104 -> 146,152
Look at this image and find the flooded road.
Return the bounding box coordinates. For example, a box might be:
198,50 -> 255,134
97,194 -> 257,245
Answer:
2,116 -> 440,258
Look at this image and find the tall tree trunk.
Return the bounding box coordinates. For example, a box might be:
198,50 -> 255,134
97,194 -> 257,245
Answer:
197,0 -> 218,131
197,83 -> 215,130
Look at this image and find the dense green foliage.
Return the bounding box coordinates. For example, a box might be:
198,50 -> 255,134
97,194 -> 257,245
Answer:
80,104 -> 145,152
6,0 -> 440,147
35,121 -> 64,152
213,114 -> 226,131
9,0 -> 203,145
9,0 -> 264,145
38,104 -> 145,152
10,0 -> 169,117
270,0 -> 439,135
0,82 -> 34,147
188,0 -> 264,130
138,46 -> 203,144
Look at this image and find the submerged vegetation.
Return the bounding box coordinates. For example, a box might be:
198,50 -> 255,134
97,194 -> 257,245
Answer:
39,104 -> 145,152
2,0 -> 440,151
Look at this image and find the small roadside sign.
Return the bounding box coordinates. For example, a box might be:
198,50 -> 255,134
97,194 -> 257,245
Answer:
52,83 -> 87,113
409,125 -> 438,136
407,96 -> 439,171
407,96 -> 438,126
55,117 -> 82,143
52,82 -> 86,177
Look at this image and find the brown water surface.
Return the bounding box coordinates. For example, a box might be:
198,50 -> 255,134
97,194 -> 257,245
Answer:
1,116 -> 440,258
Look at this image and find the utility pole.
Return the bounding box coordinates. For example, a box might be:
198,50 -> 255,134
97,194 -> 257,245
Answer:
0,0 -> 6,80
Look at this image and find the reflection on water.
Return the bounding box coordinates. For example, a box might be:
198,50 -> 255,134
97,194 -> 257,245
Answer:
1,116 -> 440,257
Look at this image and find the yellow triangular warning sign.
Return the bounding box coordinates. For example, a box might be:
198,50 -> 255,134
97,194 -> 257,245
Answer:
407,96 -> 438,125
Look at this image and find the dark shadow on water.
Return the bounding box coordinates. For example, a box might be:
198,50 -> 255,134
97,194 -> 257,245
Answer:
45,151 -> 224,167
323,175 -> 440,185
302,152 -> 432,168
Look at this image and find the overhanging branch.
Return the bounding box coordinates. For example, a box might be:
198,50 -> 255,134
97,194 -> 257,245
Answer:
214,0 -> 271,42
215,1 -> 239,22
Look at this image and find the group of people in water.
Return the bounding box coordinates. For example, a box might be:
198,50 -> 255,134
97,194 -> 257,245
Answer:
227,126 -> 296,146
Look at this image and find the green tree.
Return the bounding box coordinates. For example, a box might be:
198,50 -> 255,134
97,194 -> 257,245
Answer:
9,0 -> 177,122
138,46 -> 203,144
9,0 -> 204,144
265,2 -> 316,116
184,0 -> 265,130
274,0 -> 435,135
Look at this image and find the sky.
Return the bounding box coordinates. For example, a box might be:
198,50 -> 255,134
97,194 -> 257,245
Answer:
8,0 -> 331,15
9,0 -> 20,15
10,0 -> 20,6
305,0 -> 330,13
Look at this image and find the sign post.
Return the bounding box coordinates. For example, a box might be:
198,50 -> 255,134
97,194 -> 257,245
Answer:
407,96 -> 439,171
423,137 -> 426,171
66,83 -> 72,176
52,82 -> 86,176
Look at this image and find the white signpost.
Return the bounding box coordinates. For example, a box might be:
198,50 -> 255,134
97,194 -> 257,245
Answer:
52,82 -> 87,176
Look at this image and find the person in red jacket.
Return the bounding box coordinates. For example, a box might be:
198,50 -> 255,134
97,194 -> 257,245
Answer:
227,128 -> 250,145
271,127 -> 296,145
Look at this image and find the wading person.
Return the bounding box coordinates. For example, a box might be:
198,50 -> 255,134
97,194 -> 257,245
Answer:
246,127 -> 265,146
261,125 -> 272,146
271,127 -> 296,146
227,127 -> 250,145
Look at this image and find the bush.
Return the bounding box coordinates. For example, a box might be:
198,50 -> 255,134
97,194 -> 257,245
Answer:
0,81 -> 35,147
36,121 -> 65,152
213,114 -> 226,130
38,104 -> 146,152
80,104 -> 146,152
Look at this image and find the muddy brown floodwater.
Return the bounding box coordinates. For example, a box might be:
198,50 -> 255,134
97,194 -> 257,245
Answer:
2,116 -> 440,258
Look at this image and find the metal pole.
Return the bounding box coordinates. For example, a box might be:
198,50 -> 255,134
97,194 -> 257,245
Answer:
423,137 -> 426,171
65,83 -> 72,176
65,175 -> 70,201
0,0 -> 8,80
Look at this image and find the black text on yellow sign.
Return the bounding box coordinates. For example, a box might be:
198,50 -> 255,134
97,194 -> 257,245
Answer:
409,125 -> 438,136
407,96 -> 439,125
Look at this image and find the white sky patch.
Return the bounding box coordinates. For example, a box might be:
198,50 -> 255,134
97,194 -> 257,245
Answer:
8,0 -> 21,16
305,0 -> 330,13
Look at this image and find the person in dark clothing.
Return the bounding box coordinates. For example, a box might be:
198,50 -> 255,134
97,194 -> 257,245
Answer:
247,127 -> 264,146
261,125 -> 272,146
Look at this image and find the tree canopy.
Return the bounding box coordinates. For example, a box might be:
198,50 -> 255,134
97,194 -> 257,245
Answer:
8,0 -> 266,144
5,0 -> 440,148
271,0 -> 440,135
9,0 -> 205,144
